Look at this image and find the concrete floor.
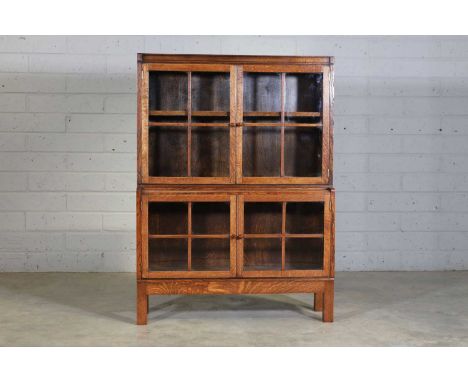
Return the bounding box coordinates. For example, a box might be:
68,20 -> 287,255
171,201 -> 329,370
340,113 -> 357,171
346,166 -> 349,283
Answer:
0,272 -> 466,346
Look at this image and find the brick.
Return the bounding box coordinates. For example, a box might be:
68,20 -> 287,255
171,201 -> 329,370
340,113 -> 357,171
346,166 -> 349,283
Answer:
0,213 -> 24,231
368,38 -> 441,58
66,153 -> 136,172
26,212 -> 101,231
335,77 -> 368,96
27,133 -> 104,152
105,173 -> 136,191
368,193 -> 440,212
336,232 -> 367,251
29,54 -> 106,73
335,135 -> 401,154
334,116 -> 368,135
441,40 -> 468,57
336,174 -> 401,191
334,154 -> 368,172
0,94 -> 26,112
368,232 -> 438,251
367,59 -> 452,78
402,174 -> 468,191
441,155 -> 468,173
441,193 -> 468,211
400,251 -> 450,271
441,117 -> 468,134
368,117 -> 441,135
0,173 -> 27,191
107,55 -> 137,74
67,193 -> 135,212
335,96 -> 406,116
364,251 -> 402,271
337,212 -> 399,231
441,78 -> 468,96
66,232 -> 135,251
336,192 -> 367,212
28,94 -> 104,113
439,232 -> 468,250
369,78 -> 440,96
66,114 -> 134,133
403,136 -> 468,153
66,74 -> 136,93
295,36 -> 369,57
103,213 -> 135,231
0,233 -> 65,251
369,154 -> 440,173
104,134 -> 136,153
0,36 -> 66,53
218,36 -> 295,55
402,213 -> 468,231
0,54 -> 28,72
0,73 -> 66,93
0,133 -> 26,151
0,153 -> 67,171
335,58 -> 370,77
0,192 -> 66,211
67,36 -> 144,54
104,95 -> 136,113
28,172 -> 106,191
0,113 -> 65,132
404,97 -> 468,116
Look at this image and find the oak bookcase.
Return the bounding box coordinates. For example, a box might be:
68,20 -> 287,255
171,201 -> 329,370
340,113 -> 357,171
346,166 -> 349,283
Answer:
136,54 -> 335,324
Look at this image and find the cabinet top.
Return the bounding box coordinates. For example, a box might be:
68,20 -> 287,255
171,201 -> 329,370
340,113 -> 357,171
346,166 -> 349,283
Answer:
138,53 -> 334,65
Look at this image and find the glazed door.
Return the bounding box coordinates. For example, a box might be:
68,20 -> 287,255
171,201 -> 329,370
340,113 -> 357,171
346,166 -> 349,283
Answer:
141,193 -> 237,278
237,192 -> 332,277
140,63 -> 236,184
236,64 -> 331,184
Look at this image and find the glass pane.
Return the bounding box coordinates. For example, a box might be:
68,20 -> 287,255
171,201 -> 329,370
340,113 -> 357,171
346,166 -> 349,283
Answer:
192,72 -> 229,112
244,202 -> 282,234
149,71 -> 188,111
243,126 -> 280,177
284,127 -> 321,177
148,126 -> 187,177
149,238 -> 188,271
148,202 -> 187,235
192,239 -> 230,271
285,73 -> 322,113
285,238 -> 323,270
191,127 -> 229,177
192,202 -> 230,235
243,73 -> 281,113
286,202 -> 324,234
244,239 -> 281,271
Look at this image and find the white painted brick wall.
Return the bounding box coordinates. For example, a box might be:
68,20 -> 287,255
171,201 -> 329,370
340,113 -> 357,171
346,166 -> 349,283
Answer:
0,35 -> 467,271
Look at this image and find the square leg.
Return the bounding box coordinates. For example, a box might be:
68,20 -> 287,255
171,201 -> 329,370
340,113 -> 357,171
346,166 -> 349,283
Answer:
322,281 -> 334,323
314,292 -> 323,312
137,282 -> 148,325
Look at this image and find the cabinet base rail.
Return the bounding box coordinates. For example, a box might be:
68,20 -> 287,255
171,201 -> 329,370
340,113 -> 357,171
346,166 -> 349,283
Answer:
136,277 -> 334,325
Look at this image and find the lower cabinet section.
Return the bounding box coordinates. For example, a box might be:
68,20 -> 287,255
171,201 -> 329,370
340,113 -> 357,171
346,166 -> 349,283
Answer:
136,187 -> 335,324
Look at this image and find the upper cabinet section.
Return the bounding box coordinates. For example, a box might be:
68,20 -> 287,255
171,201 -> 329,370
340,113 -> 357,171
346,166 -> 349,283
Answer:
138,55 -> 334,185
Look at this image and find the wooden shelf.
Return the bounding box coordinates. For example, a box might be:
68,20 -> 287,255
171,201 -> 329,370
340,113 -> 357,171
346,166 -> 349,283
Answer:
243,122 -> 322,128
148,122 -> 229,127
243,233 -> 324,239
149,110 -> 230,117
149,110 -> 321,118
149,234 -> 230,239
243,111 -> 321,118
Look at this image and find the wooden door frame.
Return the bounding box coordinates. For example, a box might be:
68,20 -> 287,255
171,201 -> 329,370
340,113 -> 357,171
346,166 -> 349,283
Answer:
235,64 -> 331,185
236,191 -> 332,278
140,192 -> 237,279
139,63 -> 236,184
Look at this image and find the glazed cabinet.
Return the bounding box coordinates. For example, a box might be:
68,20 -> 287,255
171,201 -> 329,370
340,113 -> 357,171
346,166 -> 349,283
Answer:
137,54 -> 335,324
